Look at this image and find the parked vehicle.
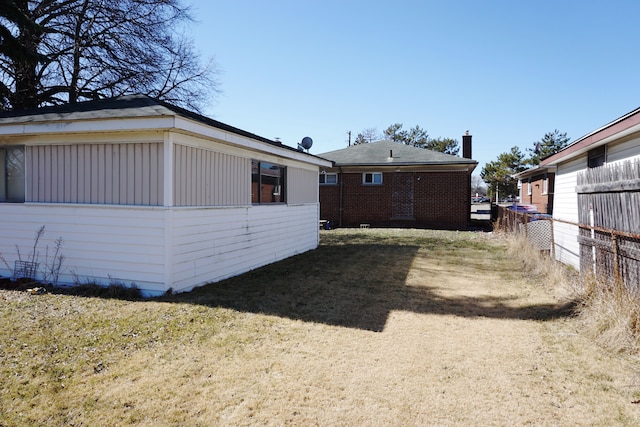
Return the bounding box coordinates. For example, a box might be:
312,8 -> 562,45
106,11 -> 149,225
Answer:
529,213 -> 552,221
472,197 -> 490,203
507,204 -> 538,214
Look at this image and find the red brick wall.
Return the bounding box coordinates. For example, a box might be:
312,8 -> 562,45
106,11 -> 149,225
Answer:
319,183 -> 340,222
319,171 -> 471,228
520,173 -> 554,214
414,171 -> 470,226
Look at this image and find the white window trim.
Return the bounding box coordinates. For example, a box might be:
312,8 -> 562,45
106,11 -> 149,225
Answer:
320,172 -> 338,185
362,172 -> 383,185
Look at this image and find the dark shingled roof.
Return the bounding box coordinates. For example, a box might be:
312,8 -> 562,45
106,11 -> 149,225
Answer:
0,94 -> 302,154
318,140 -> 477,166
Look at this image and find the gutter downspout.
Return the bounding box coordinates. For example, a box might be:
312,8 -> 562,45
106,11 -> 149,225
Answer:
339,166 -> 344,227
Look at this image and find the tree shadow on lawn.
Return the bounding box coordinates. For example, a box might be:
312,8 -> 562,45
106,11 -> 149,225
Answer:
161,238 -> 577,332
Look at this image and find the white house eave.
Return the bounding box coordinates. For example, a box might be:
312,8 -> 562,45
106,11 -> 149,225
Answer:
513,164 -> 557,179
543,122 -> 640,166
0,116 -> 176,136
172,116 -> 332,167
0,114 -> 333,168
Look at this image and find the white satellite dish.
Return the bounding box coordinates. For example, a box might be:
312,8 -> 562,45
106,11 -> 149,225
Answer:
297,136 -> 313,152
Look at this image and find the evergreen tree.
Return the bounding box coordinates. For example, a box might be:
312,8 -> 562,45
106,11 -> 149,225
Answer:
480,146 -> 527,200
528,129 -> 570,165
425,137 -> 459,156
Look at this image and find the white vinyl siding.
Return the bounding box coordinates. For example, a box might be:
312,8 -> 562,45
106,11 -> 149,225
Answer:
552,156 -> 585,270
27,143 -> 163,205
0,202 -> 321,296
606,133 -> 640,165
287,167 -> 318,204
0,204 -> 165,292
173,144 -> 250,206
170,203 -> 319,292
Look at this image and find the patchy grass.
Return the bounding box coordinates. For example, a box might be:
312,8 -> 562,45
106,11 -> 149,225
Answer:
1,228 -> 639,426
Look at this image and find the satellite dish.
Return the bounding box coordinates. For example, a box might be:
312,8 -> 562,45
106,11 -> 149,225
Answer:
297,136 -> 313,152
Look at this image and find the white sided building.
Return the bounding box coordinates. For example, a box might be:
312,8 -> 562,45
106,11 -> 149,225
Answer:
540,107 -> 640,270
0,95 -> 332,295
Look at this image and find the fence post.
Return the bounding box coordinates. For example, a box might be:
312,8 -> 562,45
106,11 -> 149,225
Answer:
611,233 -> 621,284
549,218 -> 555,259
590,206 -> 596,273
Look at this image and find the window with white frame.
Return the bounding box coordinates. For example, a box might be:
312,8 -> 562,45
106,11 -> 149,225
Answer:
363,172 -> 382,185
527,178 -> 532,195
0,146 -> 25,203
542,173 -> 548,194
319,172 -> 338,185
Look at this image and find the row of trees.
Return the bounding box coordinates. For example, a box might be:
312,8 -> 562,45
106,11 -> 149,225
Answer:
353,123 -> 460,155
0,0 -> 218,112
480,129 -> 570,199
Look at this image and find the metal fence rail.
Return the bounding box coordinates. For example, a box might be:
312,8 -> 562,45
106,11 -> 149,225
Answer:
496,206 -> 640,290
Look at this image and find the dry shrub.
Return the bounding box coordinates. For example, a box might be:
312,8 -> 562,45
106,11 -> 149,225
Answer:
577,273 -> 640,354
500,229 -> 640,354
501,231 -> 578,300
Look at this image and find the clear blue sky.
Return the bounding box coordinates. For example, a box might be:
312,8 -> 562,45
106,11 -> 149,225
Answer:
189,0 -> 640,173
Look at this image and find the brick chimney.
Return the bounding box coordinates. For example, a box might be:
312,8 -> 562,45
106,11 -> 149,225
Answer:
462,130 -> 472,159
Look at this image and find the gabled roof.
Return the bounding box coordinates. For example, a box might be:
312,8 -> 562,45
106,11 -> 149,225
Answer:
0,94 -> 329,162
318,140 -> 477,167
541,106 -> 640,166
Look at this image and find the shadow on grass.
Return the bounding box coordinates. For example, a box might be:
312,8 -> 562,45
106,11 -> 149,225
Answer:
158,233 -> 576,332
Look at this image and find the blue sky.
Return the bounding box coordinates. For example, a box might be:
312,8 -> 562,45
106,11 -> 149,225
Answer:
189,1 -> 640,172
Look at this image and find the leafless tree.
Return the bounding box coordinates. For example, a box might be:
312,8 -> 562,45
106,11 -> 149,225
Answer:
360,127 -> 380,143
0,0 -> 219,112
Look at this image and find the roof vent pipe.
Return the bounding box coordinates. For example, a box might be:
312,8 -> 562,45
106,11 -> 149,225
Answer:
389,149 -> 393,158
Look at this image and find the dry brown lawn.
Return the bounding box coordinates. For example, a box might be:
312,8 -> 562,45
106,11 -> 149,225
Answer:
2,228 -> 640,426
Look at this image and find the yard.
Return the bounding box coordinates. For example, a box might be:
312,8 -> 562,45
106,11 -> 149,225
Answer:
1,228 -> 640,425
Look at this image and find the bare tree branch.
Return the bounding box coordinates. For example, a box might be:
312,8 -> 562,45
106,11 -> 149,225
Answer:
0,0 -> 219,111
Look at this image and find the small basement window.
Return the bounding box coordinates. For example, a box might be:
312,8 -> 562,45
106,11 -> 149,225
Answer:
320,173 -> 338,185
363,172 -> 382,185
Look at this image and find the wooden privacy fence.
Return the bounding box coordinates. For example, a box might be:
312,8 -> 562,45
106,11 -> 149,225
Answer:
496,206 -> 640,290
576,158 -> 640,289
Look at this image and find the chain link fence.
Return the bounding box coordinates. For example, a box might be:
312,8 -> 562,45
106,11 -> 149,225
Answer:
495,206 -> 640,290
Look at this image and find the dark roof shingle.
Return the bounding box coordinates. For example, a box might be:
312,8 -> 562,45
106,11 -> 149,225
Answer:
318,140 -> 476,166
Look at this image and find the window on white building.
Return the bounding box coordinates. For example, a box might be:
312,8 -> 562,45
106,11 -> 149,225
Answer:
0,146 -> 25,203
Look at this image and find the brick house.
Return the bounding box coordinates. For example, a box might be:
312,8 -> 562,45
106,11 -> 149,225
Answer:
317,137 -> 477,229
514,165 -> 556,214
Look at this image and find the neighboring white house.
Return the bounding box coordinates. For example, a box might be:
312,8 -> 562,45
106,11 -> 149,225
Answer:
0,95 -> 332,296
540,106 -> 640,270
